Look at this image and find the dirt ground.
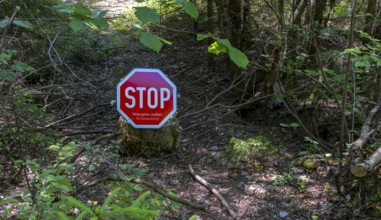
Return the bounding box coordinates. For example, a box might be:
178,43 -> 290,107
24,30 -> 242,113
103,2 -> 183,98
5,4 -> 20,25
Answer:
1,2 -> 372,220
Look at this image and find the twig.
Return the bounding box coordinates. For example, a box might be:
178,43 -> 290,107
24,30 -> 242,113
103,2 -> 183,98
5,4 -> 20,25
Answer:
37,103 -> 110,130
1,6 -> 20,48
188,164 -> 241,220
130,178 -> 207,212
54,147 -> 86,168
60,130 -> 114,137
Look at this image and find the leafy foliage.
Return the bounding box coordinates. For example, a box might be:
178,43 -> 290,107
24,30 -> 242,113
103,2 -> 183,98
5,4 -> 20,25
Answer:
134,7 -> 161,24
176,0 -> 199,20
54,3 -> 109,31
199,35 -> 249,68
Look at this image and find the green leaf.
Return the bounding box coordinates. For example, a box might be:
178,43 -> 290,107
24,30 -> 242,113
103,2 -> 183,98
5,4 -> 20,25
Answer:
132,24 -> 143,30
57,212 -> 72,220
228,47 -> 249,68
0,19 -> 8,28
139,32 -> 163,53
0,70 -> 16,81
196,34 -> 209,41
11,60 -> 33,73
69,19 -> 84,32
176,0 -> 199,20
131,191 -> 151,207
73,3 -> 92,17
64,196 -> 95,216
13,20 -> 34,29
344,47 -> 361,54
100,187 -> 121,214
53,3 -> 74,14
93,16 -> 109,30
95,9 -> 108,18
188,215 -> 200,220
208,41 -> 227,55
219,39 -> 232,48
134,7 -> 160,24
83,19 -> 101,30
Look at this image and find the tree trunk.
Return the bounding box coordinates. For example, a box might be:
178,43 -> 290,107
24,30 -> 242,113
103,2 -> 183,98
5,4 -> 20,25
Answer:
228,0 -> 242,48
363,0 -> 376,43
308,0 -> 327,57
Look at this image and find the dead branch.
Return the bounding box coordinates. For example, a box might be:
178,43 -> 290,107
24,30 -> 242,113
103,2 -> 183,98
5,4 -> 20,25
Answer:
36,103 -> 110,130
130,178 -> 207,212
350,100 -> 381,150
350,100 -> 381,177
60,129 -> 114,137
188,164 -> 241,220
81,176 -> 207,211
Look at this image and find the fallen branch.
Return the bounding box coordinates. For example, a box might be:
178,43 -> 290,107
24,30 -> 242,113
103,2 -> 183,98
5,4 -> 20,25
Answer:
350,100 -> 381,177
188,164 -> 241,220
351,100 -> 381,150
130,178 -> 207,212
37,103 -> 110,130
351,146 -> 381,177
81,176 -> 207,211
60,129 -> 114,137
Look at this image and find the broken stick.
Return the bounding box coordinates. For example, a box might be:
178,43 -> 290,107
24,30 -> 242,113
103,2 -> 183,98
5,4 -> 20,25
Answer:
188,164 -> 241,220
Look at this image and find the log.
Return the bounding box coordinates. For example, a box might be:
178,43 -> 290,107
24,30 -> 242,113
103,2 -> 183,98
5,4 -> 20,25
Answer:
350,101 -> 381,177
351,101 -> 381,150
351,146 -> 381,177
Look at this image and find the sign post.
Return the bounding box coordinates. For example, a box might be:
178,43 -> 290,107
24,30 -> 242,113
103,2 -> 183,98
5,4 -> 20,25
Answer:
117,68 -> 177,129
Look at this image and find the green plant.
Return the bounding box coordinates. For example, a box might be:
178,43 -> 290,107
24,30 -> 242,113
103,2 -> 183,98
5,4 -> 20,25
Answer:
54,3 -> 109,32
58,188 -> 160,220
272,172 -> 293,186
0,49 -> 34,81
227,134 -> 275,167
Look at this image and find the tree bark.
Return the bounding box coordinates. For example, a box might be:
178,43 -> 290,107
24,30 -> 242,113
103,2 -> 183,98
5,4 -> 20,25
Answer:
363,0 -> 376,43
228,0 -> 242,48
351,147 -> 381,177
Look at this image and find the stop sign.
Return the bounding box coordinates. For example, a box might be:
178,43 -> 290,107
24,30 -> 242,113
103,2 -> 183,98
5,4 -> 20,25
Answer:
117,68 -> 177,129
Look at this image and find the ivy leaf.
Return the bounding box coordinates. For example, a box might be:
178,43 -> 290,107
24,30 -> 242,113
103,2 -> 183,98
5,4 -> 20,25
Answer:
228,47 -> 249,68
139,32 -> 163,53
134,7 -> 160,24
13,20 -> 34,29
69,18 -> 84,32
176,0 -> 199,20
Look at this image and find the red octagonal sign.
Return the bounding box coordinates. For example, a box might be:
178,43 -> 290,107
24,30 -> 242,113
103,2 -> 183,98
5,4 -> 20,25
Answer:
117,68 -> 177,129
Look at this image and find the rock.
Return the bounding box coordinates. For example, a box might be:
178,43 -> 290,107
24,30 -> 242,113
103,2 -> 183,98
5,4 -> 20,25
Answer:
279,211 -> 289,218
118,115 -> 180,157
211,145 -> 218,151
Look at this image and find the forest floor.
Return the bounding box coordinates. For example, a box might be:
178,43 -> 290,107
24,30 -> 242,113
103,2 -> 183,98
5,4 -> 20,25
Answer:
97,35 -> 344,219
1,2 -> 377,220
